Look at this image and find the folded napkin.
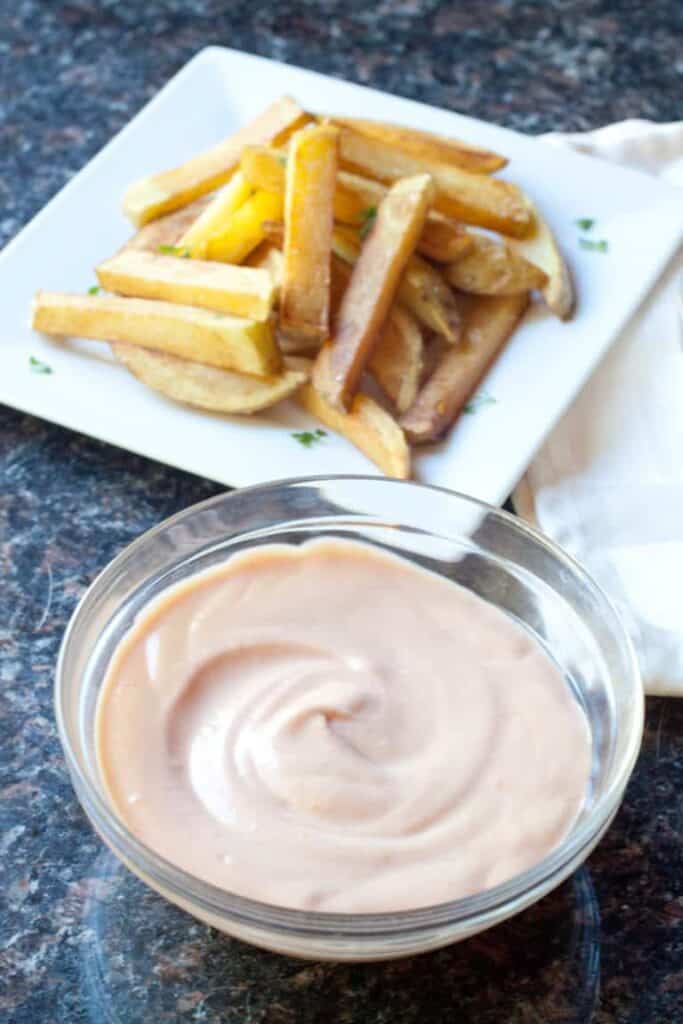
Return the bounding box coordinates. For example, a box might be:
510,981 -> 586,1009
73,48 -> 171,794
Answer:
514,120 -> 683,696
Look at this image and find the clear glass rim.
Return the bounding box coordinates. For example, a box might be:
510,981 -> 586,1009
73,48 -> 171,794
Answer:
55,475 -> 644,938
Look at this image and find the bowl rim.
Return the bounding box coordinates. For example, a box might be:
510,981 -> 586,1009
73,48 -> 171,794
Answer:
55,475 -> 644,936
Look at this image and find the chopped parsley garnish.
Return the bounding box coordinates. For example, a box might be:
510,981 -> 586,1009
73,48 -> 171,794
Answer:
579,238 -> 608,253
359,206 -> 378,241
463,392 -> 496,414
292,428 -> 327,448
88,285 -> 101,295
575,218 -> 596,232
278,155 -> 287,167
159,244 -> 191,258
29,355 -> 53,375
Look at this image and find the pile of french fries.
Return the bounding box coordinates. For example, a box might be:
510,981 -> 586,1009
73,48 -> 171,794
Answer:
31,96 -> 573,479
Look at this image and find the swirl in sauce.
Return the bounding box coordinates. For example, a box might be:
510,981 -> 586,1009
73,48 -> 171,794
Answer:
96,539 -> 591,913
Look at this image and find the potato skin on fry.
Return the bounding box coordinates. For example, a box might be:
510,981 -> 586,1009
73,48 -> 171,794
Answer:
446,234 -> 548,296
314,173 -> 434,411
123,97 -> 308,226
369,307 -> 424,414
297,347 -> 410,478
327,117 -> 508,174
280,125 -> 338,343
337,128 -> 532,238
112,343 -> 309,414
400,292 -> 528,443
512,196 -> 574,319
32,291 -> 281,377
331,225 -> 460,343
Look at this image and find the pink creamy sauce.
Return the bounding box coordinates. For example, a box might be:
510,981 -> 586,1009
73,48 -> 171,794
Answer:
96,538 -> 591,913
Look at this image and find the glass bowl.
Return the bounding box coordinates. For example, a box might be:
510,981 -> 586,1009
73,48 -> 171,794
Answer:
55,477 -> 643,962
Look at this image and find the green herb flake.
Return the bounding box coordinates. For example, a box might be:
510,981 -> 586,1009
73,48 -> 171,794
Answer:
88,285 -> 101,295
292,430 -> 327,448
575,218 -> 596,231
359,206 -> 378,241
463,392 -> 496,415
29,355 -> 53,375
278,155 -> 287,167
579,238 -> 608,253
159,244 -> 191,258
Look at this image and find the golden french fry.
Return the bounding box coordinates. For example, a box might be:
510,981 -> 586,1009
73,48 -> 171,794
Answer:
445,234 -> 548,296
400,292 -> 528,443
327,117 -> 507,173
369,307 -> 424,414
112,343 -> 309,414
280,125 -> 338,343
297,348 -> 410,478
123,97 -> 308,226
512,197 -> 574,319
337,128 -> 531,238
331,225 -> 460,343
32,292 -> 281,377
417,212 -> 473,262
205,189 -> 284,264
121,196 -> 212,254
177,172 -> 253,258
241,145 -> 287,194
313,174 -> 434,410
96,250 -> 276,320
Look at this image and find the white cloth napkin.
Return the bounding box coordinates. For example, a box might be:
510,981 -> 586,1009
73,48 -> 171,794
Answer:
513,120 -> 683,696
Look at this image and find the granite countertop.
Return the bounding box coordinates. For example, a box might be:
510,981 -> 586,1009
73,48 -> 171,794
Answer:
1,1 -> 682,1021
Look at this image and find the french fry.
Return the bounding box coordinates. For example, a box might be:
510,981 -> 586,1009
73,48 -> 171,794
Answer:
123,97 -> 308,226
298,347 -> 410,478
280,125 -> 338,343
369,307 -> 424,414
512,196 -> 574,319
32,292 -> 281,377
337,128 -> 532,237
417,212 -> 473,263
112,343 -> 309,414
177,172 -> 253,258
400,252 -> 462,342
327,117 -> 507,173
240,145 -> 287,194
313,174 -> 434,410
242,148 -> 471,263
275,254 -> 350,355
445,234 -> 548,296
96,250 -> 276,320
205,189 -> 284,264
400,293 -> 528,443
121,196 -> 212,254
331,226 -> 460,342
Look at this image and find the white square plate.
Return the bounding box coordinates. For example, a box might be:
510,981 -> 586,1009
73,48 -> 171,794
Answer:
2,47 -> 681,504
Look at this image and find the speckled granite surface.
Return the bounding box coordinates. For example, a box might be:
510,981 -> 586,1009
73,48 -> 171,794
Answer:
1,2 -> 682,1021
